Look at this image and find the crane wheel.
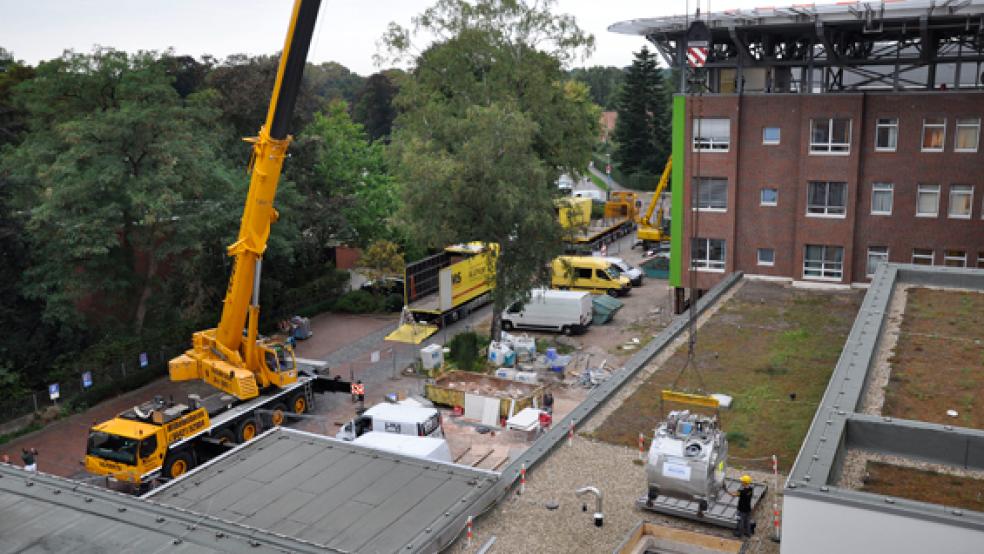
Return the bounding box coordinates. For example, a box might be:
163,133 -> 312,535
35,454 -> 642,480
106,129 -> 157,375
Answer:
237,418 -> 259,443
290,393 -> 308,415
268,403 -> 288,427
163,451 -> 194,479
212,428 -> 236,445
501,321 -> 514,331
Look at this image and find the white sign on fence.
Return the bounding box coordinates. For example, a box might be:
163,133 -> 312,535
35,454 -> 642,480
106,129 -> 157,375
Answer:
48,383 -> 60,401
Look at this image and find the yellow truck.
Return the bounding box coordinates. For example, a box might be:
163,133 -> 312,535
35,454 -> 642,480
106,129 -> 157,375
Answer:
551,256 -> 632,297
556,195 -> 636,253
403,242 -> 497,330
84,363 -> 349,487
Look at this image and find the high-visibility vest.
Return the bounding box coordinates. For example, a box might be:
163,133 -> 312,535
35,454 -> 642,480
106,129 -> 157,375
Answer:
351,383 -> 365,395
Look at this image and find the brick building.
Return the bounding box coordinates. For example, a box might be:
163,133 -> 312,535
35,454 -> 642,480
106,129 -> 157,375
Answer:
612,0 -> 984,308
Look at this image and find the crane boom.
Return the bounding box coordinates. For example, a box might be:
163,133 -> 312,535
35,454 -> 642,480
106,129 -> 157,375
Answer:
637,157 -> 672,247
169,0 -> 322,400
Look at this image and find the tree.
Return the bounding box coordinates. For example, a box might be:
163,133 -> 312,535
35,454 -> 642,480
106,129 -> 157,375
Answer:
360,240 -> 405,282
612,46 -> 670,176
3,49 -> 243,334
0,48 -> 35,147
568,66 -> 625,109
383,0 -> 597,340
288,100 -> 398,249
353,72 -> 400,142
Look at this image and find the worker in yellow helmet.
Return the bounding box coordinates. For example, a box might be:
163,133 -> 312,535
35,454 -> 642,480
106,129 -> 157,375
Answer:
726,474 -> 755,538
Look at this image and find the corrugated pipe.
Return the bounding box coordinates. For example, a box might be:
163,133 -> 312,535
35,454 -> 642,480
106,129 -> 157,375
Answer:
576,486 -> 604,527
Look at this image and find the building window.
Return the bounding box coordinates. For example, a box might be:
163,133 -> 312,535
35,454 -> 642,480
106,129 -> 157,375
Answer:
693,119 -> 730,151
803,245 -> 844,280
874,117 -> 898,151
757,248 -> 775,266
912,248 -> 934,266
977,252 -> 984,269
921,117 -> 946,151
760,188 -> 778,206
949,185 -> 974,219
871,183 -> 893,215
807,181 -> 847,216
810,118 -> 851,154
955,118 -> 980,152
692,177 -> 728,211
762,127 -> 781,145
944,250 -> 967,268
867,246 -> 888,277
691,238 -> 726,271
916,185 -> 940,217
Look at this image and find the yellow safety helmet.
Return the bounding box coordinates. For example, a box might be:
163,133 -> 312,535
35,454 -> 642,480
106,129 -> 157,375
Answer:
740,475 -> 752,485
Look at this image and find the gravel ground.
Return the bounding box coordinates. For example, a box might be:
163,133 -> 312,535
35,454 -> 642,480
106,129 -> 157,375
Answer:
447,436 -> 781,554
837,448 -> 984,489
859,284 -> 908,416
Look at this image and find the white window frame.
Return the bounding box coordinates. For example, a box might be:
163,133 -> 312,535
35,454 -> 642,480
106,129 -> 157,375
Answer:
803,244 -> 844,281
921,117 -> 946,152
762,127 -> 781,145
692,118 -> 730,152
691,238 -> 726,272
757,248 -> 775,267
948,185 -> 974,219
912,248 -> 934,266
866,246 -> 889,277
874,117 -> 898,152
692,177 -> 728,212
977,252 -> 984,269
807,181 -> 847,218
944,249 -> 967,268
954,118 -> 981,153
870,183 -> 893,215
916,185 -> 940,218
809,118 -> 851,155
760,188 -> 778,206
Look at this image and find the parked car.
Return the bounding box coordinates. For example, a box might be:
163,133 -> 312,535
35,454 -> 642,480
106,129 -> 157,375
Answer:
360,277 -> 405,296
501,288 -> 592,335
557,174 -> 574,193
604,257 -> 644,286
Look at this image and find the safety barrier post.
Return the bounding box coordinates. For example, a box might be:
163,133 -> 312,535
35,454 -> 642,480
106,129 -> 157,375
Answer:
520,463 -> 527,495
772,454 -> 781,542
638,432 -> 645,460
568,420 -> 574,446
466,515 -> 473,546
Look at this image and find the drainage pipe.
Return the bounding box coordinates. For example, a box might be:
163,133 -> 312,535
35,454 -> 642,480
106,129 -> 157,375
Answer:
575,486 -> 604,527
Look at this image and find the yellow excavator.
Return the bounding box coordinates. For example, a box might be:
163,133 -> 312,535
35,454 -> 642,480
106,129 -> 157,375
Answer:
84,0 -> 351,487
637,157 -> 672,249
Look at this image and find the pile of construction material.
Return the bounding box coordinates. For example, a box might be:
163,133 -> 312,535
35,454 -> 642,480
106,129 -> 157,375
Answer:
488,332 -> 575,383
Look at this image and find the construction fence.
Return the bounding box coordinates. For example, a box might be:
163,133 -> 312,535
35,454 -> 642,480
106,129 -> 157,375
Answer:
0,346 -> 183,431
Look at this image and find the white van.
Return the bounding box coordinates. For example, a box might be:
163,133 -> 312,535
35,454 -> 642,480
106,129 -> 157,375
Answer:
352,432 -> 453,463
336,403 -> 444,441
501,288 -> 592,335
604,257 -> 644,286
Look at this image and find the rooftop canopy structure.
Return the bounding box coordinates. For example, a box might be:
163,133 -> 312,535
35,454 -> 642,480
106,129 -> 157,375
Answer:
610,0 -> 984,93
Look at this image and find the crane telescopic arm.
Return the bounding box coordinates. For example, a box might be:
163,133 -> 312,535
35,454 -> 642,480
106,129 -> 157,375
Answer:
169,0 -> 322,400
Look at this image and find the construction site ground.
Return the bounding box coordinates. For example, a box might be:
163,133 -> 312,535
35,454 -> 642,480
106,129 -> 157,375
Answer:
880,287 -> 984,429
588,279 -> 862,474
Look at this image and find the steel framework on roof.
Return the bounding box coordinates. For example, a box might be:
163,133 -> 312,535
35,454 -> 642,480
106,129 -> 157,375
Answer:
610,0 -> 984,93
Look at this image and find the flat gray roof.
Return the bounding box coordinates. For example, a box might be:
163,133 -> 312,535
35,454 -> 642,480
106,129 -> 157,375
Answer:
146,427 -> 498,553
0,463 -> 299,553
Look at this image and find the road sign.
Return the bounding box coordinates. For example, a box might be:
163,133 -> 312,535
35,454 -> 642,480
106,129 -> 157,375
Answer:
370,350 -> 380,363
351,382 -> 365,396
48,383 -> 60,400
82,371 -> 93,389
605,163 -> 612,175
139,352 -> 149,368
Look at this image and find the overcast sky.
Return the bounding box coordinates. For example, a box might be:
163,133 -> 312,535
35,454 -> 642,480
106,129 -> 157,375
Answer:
2,0 -> 772,74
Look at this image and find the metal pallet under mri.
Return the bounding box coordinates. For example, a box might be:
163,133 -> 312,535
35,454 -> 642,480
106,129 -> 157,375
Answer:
637,478 -> 768,529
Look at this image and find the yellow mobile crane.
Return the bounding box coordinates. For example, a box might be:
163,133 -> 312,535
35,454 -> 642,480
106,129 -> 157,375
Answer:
637,157 -> 672,249
84,0 -> 349,487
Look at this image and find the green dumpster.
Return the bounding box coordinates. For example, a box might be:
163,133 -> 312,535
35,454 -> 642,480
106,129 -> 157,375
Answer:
592,294 -> 624,324
640,256 -> 669,279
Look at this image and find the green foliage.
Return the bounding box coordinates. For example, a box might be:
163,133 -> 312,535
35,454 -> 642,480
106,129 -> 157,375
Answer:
361,240 -> 405,281
353,72 -> 400,142
447,331 -> 484,372
333,290 -> 384,313
587,171 -> 609,192
289,101 -> 399,248
727,430 -> 750,448
613,47 -> 670,176
568,66 -> 625,109
384,0 -> 597,339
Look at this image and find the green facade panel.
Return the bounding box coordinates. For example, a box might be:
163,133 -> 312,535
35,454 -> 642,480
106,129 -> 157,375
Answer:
670,95 -> 686,288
